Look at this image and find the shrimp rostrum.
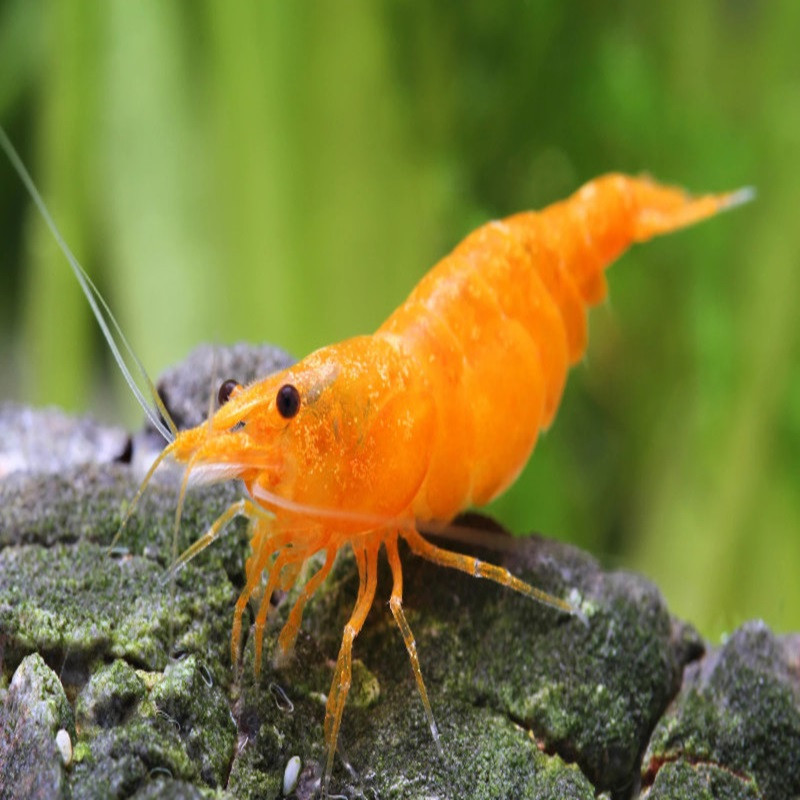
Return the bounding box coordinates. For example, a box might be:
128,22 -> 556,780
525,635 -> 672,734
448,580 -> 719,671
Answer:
0,127 -> 750,794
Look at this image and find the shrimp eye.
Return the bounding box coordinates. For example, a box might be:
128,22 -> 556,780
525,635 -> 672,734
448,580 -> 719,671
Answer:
276,384 -> 301,419
218,379 -> 240,406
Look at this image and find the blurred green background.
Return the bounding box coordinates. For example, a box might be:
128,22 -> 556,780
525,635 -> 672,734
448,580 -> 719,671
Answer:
1,1 -> 798,640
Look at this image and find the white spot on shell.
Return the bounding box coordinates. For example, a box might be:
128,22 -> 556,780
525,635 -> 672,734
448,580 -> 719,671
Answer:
55,728 -> 72,766
282,755 -> 302,795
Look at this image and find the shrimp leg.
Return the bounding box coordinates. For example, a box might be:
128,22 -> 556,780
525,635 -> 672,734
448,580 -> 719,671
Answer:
353,544 -> 368,607
231,527 -> 297,666
277,548 -> 337,655
323,539 -> 379,793
252,548 -> 296,673
385,535 -> 442,754
403,528 -> 576,616
169,497 -> 272,575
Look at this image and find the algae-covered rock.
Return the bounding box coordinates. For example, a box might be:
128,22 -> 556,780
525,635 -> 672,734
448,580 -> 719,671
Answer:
0,432 -> 677,798
67,655 -> 235,800
149,655 -> 236,786
76,659 -> 148,732
641,621 -> 800,800
0,654 -> 74,800
286,528 -> 694,797
0,465 -> 242,683
643,761 -> 760,800
225,537 -> 606,799
1,343 -> 797,799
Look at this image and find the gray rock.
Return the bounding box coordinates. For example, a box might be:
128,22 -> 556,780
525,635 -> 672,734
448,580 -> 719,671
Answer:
643,761 -> 760,800
0,403 -> 129,478
0,654 -> 73,800
641,621 -> 800,800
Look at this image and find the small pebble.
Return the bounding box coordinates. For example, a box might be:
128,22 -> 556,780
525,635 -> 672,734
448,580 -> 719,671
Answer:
55,729 -> 72,766
283,755 -> 302,795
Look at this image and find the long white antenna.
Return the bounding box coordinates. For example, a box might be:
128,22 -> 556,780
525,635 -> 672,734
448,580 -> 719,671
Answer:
0,125 -> 176,442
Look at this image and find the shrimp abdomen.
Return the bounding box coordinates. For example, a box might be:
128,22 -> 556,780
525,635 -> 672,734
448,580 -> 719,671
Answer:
380,174 -> 746,520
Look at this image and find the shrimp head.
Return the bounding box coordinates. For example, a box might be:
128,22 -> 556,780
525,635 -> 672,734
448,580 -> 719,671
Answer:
169,334 -> 436,528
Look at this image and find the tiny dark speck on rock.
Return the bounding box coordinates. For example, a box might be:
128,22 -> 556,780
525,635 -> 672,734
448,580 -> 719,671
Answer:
115,436 -> 134,465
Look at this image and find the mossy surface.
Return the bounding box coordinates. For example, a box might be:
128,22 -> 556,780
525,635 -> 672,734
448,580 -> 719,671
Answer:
644,761 -> 760,800
291,529 -> 694,796
76,659 -> 148,732
641,621 -> 800,800
66,655 -> 235,800
0,471 -> 241,682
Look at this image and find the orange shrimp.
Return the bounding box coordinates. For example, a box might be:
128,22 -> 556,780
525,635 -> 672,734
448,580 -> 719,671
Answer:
0,127 -> 750,794
160,174 -> 750,791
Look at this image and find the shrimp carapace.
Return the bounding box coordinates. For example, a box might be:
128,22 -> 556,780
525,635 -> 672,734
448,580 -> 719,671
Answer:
161,174 -> 749,791
0,126 -> 750,796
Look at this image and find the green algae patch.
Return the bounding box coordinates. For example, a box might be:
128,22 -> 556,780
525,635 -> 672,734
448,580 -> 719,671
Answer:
347,659 -> 381,709
225,633 -> 329,800
644,760 -> 760,799
0,462 -> 250,585
128,777 -> 220,799
0,538 -> 234,678
0,466 -> 244,683
76,659 -> 147,732
220,531 -> 694,797
338,678 -> 597,799
68,713 -> 197,798
69,657 -> 235,799
342,533 -> 697,794
149,655 -> 237,787
642,621 -> 800,800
